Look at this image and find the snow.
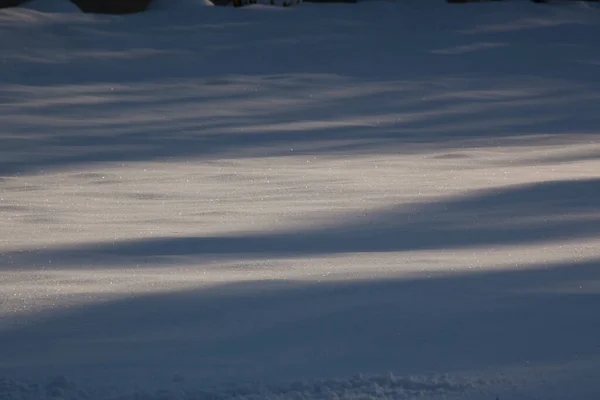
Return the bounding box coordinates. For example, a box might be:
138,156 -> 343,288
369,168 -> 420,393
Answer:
1,0 -> 600,398
1,373 -> 478,400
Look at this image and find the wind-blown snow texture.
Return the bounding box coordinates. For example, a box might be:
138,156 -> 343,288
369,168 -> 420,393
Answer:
1,373 -> 480,399
1,0 -> 600,399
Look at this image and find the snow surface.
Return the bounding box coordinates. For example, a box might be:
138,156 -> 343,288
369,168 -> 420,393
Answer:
1,0 -> 600,398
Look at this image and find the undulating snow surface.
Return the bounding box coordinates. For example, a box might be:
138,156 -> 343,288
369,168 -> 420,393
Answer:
1,0 -> 600,399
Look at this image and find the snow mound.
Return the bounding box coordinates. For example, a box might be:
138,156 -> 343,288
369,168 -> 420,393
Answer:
0,373 -> 477,400
149,0 -> 214,10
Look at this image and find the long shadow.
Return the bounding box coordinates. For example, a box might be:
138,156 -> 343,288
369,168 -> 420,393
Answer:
1,2 -> 599,395
1,74 -> 599,176
1,257 -> 599,392
3,178 -> 599,269
1,1 -> 599,175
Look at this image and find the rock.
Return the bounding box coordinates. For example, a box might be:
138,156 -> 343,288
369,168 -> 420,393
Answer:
69,0 -> 153,14
0,0 -> 29,9
303,0 -> 356,3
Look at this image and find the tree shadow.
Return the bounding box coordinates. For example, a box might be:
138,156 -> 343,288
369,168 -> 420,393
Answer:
1,73 -> 599,176
1,1 -> 599,175
1,2 -> 600,394
1,256 -> 599,391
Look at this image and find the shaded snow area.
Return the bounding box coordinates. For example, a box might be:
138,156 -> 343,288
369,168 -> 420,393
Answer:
1,0 -> 600,399
1,374 -> 481,400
